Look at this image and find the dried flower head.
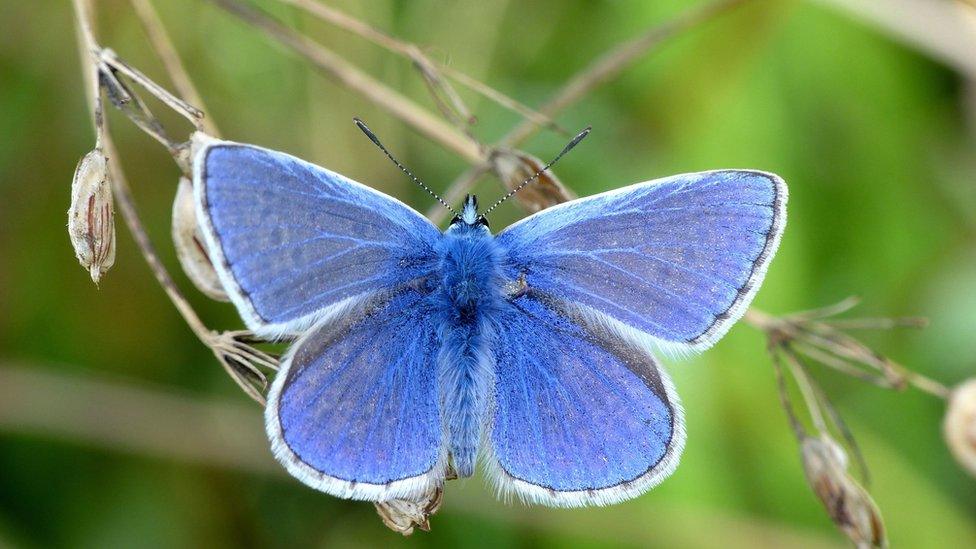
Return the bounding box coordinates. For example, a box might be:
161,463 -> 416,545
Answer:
208,330 -> 278,405
488,148 -> 576,212
944,378 -> 976,478
749,298 -> 929,392
172,177 -> 229,301
801,434 -> 887,548
374,486 -> 443,536
68,148 -> 116,283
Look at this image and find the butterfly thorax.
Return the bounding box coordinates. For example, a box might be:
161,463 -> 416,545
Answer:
438,223 -> 500,315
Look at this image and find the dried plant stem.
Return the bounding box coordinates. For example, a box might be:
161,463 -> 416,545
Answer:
905,370 -> 952,399
73,0 -> 209,343
784,350 -> 829,432
218,0 -> 748,223
276,0 -> 566,135
789,296 -> 862,320
743,307 -> 951,400
106,142 -> 211,345
73,0 -> 106,148
821,317 -> 928,330
74,0 -> 275,404
99,49 -> 204,129
791,342 -> 893,388
208,0 -> 484,164
275,0 -> 477,136
503,0 -> 749,149
741,307 -> 774,330
74,14 -> 205,161
130,0 -> 220,136
771,346 -> 806,439
439,69 -> 568,136
429,0 -> 751,223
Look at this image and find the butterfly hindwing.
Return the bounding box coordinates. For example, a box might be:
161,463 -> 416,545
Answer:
265,286 -> 445,501
193,134 -> 441,338
496,170 -> 786,353
486,291 -> 685,507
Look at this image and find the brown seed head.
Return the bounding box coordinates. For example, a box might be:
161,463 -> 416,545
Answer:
801,435 -> 887,548
488,148 -> 576,212
68,149 -> 116,284
373,486 -> 444,536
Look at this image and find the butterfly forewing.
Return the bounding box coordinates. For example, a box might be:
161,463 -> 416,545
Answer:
496,170 -> 786,353
193,135 -> 441,339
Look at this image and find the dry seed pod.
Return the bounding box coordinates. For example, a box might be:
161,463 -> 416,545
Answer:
374,486 -> 443,536
488,148 -> 576,212
801,435 -> 887,548
944,378 -> 976,478
68,149 -> 116,284
172,177 -> 228,301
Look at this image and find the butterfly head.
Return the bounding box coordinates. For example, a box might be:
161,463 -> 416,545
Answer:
450,194 -> 490,231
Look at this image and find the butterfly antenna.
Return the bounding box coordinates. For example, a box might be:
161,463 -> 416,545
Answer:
482,126 -> 591,216
353,117 -> 458,216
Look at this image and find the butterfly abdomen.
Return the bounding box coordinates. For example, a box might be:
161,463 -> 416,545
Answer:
436,319 -> 494,477
434,227 -> 504,477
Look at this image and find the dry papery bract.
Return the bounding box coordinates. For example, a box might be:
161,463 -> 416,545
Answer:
488,148 -> 577,213
208,330 -> 279,405
172,176 -> 229,301
374,486 -> 444,536
944,378 -> 976,478
68,148 -> 116,283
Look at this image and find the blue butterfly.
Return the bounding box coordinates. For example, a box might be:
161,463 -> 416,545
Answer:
191,123 -> 786,507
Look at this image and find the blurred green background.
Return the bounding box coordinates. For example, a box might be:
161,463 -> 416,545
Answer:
1,0 -> 975,547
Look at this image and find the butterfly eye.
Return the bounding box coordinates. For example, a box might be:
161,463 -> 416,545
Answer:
450,215 -> 462,225
475,216 -> 490,229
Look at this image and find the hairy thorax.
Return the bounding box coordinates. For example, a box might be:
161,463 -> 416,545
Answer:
437,224 -> 503,316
